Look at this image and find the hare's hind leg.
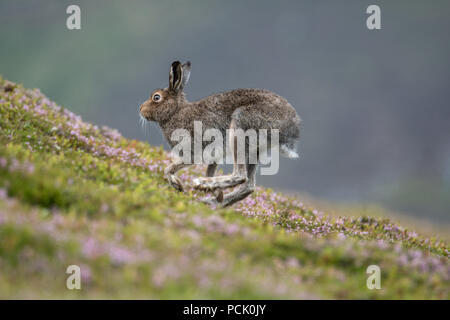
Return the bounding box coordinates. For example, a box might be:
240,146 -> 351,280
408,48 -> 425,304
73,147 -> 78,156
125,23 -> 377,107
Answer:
220,163 -> 257,207
164,157 -> 191,192
193,120 -> 247,191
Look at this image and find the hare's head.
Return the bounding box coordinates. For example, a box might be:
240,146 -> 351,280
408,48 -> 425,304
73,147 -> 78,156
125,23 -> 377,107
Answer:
140,61 -> 191,123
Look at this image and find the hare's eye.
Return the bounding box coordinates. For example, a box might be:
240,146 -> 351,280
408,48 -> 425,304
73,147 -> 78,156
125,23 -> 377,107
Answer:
152,93 -> 161,102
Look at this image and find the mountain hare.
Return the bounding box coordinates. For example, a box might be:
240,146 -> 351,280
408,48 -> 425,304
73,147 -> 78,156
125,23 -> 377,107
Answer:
140,61 -> 301,207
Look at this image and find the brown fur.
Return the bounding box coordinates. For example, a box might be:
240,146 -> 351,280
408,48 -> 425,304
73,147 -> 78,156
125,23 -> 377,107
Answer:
140,61 -> 301,206
140,88 -> 300,151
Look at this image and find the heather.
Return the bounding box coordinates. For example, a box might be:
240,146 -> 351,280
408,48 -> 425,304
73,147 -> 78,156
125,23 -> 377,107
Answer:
0,77 -> 448,299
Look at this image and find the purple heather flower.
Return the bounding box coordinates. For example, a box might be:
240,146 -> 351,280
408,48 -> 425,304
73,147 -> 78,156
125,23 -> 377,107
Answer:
0,188 -> 7,199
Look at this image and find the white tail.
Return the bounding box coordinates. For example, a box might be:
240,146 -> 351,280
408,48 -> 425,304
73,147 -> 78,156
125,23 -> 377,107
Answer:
281,144 -> 299,159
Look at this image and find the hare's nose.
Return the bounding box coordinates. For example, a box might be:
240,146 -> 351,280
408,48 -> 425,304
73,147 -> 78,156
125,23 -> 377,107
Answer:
139,104 -> 144,113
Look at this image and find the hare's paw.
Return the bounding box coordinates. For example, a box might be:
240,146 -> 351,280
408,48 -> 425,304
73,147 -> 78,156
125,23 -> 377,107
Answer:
167,174 -> 184,192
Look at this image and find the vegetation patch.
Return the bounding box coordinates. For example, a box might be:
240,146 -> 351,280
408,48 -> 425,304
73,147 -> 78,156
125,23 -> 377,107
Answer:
0,77 -> 448,299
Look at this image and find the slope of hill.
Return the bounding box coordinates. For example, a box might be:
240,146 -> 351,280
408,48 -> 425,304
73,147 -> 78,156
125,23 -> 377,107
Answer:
0,77 -> 448,299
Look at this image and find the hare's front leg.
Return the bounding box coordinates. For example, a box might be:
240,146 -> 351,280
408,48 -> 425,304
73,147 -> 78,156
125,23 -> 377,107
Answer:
164,158 -> 190,192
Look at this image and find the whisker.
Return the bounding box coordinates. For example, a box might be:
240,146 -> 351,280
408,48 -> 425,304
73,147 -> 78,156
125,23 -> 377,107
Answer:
137,101 -> 148,136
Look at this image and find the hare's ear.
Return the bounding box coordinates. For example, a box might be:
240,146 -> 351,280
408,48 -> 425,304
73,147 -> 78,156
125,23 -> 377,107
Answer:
179,61 -> 191,91
169,61 -> 183,93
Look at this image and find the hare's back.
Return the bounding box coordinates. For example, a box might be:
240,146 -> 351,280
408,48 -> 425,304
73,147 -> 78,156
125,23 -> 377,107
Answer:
224,89 -> 300,134
196,88 -> 301,144
203,88 -> 288,112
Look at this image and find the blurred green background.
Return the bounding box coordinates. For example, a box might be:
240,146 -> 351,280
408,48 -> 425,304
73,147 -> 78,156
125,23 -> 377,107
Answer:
1,0 -> 449,223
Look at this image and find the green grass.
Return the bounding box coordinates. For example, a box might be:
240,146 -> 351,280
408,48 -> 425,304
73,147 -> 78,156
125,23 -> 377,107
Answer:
0,76 -> 448,299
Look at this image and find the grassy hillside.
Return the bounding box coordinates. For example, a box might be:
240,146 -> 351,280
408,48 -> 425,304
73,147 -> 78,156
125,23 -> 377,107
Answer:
0,77 -> 448,299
